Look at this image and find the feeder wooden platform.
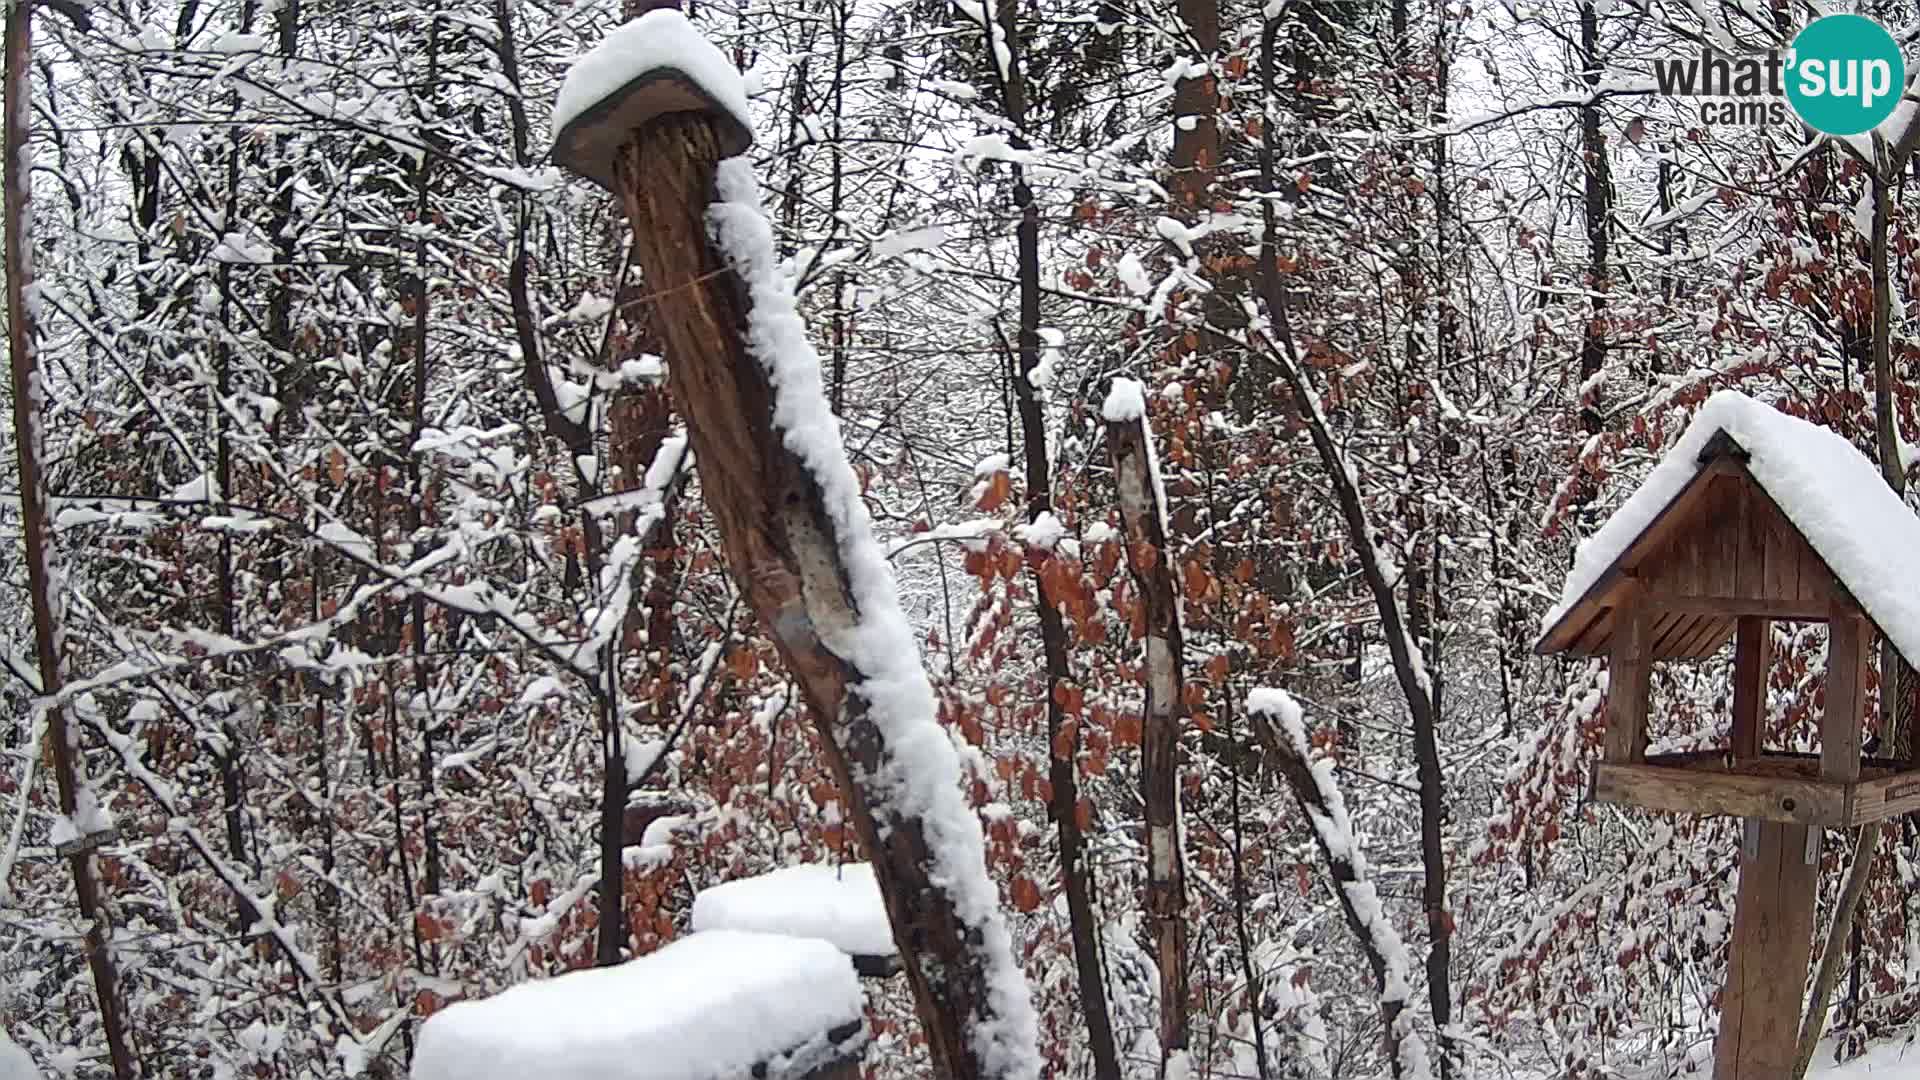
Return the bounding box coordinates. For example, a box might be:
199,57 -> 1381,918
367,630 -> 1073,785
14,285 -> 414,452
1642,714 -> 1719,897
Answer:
1593,750 -> 1920,826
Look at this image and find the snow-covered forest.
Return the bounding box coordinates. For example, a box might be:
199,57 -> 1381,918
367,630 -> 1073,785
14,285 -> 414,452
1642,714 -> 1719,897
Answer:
8,0 -> 1920,1073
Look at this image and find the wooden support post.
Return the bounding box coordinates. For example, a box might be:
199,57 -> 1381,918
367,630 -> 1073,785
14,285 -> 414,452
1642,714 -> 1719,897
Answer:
1730,616 -> 1770,762
1605,592 -> 1652,764
1714,820 -> 1819,1079
1825,606 -> 1867,784
606,115 -> 1015,1079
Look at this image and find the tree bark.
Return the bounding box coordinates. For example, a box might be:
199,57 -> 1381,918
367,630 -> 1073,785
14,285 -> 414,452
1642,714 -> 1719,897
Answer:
5,7 -> 136,1074
612,113 -> 1027,1080
986,0 -> 1122,1068
1105,403 -> 1189,1065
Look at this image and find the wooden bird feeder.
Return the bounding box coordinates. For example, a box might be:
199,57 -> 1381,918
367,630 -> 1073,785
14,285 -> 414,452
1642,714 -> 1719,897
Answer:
1537,391 -> 1920,1078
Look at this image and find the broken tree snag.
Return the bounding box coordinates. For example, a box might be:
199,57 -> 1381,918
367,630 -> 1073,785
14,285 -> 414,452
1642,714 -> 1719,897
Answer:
613,124 -> 1034,1076
1246,690 -> 1430,1078
554,35 -> 1036,1066
1103,378 -> 1189,1059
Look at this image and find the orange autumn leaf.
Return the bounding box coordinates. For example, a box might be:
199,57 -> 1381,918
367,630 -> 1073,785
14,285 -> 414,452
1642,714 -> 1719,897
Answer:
977,470 -> 1011,512
1011,875 -> 1043,912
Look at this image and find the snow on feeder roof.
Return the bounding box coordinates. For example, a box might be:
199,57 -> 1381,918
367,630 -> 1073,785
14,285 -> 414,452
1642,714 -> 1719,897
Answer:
1536,389 -> 1920,668
410,930 -> 865,1080
691,863 -> 899,976
550,9 -> 754,192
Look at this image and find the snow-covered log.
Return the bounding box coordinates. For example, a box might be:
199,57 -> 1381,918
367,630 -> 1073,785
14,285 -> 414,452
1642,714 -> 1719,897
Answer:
550,22 -> 1038,1079
1247,689 -> 1432,1080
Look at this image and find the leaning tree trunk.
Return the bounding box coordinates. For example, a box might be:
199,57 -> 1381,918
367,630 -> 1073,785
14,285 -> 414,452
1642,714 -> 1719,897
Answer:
4,7 -> 137,1075
609,113 -> 1033,1080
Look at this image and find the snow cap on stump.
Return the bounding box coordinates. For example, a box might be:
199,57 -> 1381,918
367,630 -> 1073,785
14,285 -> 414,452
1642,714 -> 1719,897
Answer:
410,930 -> 865,1080
691,863 -> 901,977
550,8 -> 754,192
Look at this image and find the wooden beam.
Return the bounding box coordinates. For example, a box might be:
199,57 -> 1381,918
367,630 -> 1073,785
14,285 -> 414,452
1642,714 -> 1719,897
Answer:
1850,767 -> 1920,824
1713,821 -> 1818,1079
1593,762 -> 1850,826
1642,595 -> 1829,619
1731,617 -> 1771,761
1605,592 -> 1652,764
1825,605 -> 1867,784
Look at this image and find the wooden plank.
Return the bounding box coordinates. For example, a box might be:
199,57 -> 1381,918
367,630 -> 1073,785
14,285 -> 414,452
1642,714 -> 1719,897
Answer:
1641,595 -> 1828,619
1714,821 -> 1819,1080
1850,767 -> 1920,824
1651,611 -> 1699,658
1605,594 -> 1652,764
1537,459 -> 1743,654
1761,499 -> 1799,608
1689,620 -> 1737,660
1570,605 -> 1616,657
1678,616 -> 1733,659
1825,607 -> 1867,784
1711,475 -> 1740,599
1592,762 -> 1850,825
1730,617 -> 1771,761
1734,481 -> 1762,601
1799,536 -> 1831,608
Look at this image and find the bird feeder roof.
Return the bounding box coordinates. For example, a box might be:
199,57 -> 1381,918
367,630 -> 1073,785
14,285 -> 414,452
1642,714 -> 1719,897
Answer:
1536,390 -> 1920,667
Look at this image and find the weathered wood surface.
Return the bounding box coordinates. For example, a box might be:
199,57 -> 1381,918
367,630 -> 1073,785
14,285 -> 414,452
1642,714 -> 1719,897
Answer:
1730,616 -> 1770,761
611,114 -> 1007,1079
1540,458 -> 1850,658
1824,604 -> 1868,784
1105,403 -> 1189,1059
1713,821 -> 1818,1080
1603,590 -> 1651,765
1592,760 -> 1847,825
1592,751 -> 1920,825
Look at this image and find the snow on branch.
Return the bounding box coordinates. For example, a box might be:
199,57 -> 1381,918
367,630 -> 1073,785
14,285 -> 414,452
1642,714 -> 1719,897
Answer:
1247,688 -> 1432,1080
702,157 -> 1040,1078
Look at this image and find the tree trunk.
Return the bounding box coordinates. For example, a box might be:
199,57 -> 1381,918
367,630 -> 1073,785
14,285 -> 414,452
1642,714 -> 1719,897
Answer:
1105,399 -> 1189,1066
1794,168 -> 1907,1079
611,113 -> 1032,1080
4,8 -> 136,1074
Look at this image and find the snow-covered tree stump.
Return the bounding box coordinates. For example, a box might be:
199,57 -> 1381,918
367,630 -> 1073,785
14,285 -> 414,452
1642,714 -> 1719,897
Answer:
550,12 -> 1037,1080
411,931 -> 867,1080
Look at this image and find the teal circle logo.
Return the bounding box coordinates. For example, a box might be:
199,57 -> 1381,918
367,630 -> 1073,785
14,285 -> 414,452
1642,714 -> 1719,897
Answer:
1786,14 -> 1905,136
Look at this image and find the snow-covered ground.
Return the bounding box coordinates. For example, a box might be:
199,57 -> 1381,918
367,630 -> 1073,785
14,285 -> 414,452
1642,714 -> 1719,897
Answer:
1815,1039 -> 1920,1078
